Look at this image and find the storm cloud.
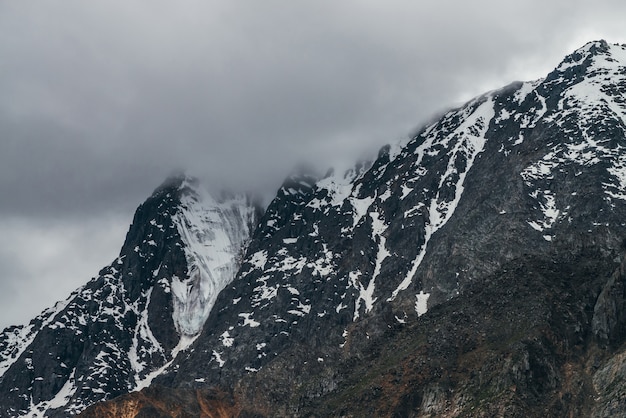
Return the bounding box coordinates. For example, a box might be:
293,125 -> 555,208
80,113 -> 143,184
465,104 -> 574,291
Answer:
2,0 -> 626,328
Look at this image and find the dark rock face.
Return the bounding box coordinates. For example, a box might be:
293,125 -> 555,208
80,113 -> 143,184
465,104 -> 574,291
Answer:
593,254 -> 626,346
7,40 -> 626,417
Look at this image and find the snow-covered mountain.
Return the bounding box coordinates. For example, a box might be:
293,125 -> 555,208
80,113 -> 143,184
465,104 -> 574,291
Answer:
0,176 -> 260,417
4,40 -> 626,417
143,39 -> 626,402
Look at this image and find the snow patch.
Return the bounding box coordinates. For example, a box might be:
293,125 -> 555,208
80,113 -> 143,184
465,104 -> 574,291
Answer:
349,196 -> 374,227
415,291 -> 430,317
220,331 -> 234,347
212,351 -> 225,367
400,184 -> 413,199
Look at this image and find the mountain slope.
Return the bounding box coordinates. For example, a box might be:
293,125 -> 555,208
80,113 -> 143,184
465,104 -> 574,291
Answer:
5,40 -> 626,417
0,176 -> 260,417
153,39 -> 626,379
79,40 -> 626,417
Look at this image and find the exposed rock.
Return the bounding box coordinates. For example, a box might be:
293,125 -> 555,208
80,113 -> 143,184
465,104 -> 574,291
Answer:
593,254 -> 626,346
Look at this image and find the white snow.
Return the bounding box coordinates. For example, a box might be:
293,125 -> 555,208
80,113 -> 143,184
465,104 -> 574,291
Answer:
128,288 -> 165,380
251,278 -> 279,306
404,203 -> 424,219
349,196 -> 374,227
171,178 -> 257,336
19,368 -> 79,417
339,329 -> 348,348
516,43 -> 626,232
524,189 -> 561,232
415,291 -> 430,317
313,161 -> 373,209
536,43 -> 626,203
379,188 -> 392,202
496,108 -> 511,122
352,211 -> 390,320
248,250 -> 268,269
314,173 -> 353,207
220,331 -> 234,347
390,94 -> 495,300
400,184 -> 413,199
212,351 -> 225,367
288,301 -> 311,317
307,244 -> 335,278
513,79 -> 541,104
238,313 -> 260,328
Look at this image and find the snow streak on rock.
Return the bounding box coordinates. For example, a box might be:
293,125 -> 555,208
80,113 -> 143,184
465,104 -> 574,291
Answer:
390,94 -> 496,303
352,211 -> 389,321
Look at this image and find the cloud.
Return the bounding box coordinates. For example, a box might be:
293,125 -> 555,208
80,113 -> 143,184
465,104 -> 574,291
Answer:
1,0 -> 626,325
0,216 -> 128,330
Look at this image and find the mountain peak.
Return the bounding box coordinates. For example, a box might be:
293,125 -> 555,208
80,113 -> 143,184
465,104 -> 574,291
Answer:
150,172 -> 198,198
0,174 -> 261,416
551,39 -> 626,77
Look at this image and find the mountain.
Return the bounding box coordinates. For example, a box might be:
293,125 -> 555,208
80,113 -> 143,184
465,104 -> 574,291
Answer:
4,40 -> 626,417
0,176 -> 260,417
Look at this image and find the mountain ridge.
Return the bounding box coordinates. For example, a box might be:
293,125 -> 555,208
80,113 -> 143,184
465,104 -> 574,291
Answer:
4,39 -> 626,417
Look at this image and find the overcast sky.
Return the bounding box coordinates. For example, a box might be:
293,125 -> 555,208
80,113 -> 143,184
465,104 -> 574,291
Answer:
2,0 -> 626,330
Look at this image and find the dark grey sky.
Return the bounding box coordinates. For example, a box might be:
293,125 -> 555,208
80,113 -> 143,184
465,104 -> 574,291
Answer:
2,0 -> 626,329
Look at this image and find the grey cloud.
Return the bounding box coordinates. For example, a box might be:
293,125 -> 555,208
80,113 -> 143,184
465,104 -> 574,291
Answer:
5,1 -> 620,218
2,0 -> 626,325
